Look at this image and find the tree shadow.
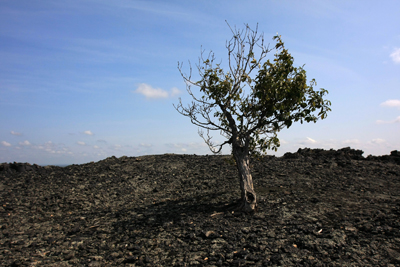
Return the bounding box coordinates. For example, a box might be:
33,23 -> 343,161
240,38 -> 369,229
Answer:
112,191 -> 242,233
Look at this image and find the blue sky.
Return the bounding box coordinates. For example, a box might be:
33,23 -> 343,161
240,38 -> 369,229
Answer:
1,0 -> 399,165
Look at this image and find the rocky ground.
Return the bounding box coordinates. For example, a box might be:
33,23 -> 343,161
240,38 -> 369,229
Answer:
1,147 -> 400,266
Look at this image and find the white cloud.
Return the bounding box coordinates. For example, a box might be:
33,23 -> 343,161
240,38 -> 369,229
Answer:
93,145 -> 99,149
343,139 -> 360,145
370,138 -> 386,145
111,144 -> 122,150
140,143 -> 152,147
171,87 -> 181,97
136,83 -> 168,98
135,83 -> 180,99
279,139 -> 288,145
77,141 -> 86,146
380,99 -> 400,109
376,116 -> 400,124
19,140 -> 31,146
303,137 -> 317,144
1,141 -> 11,147
34,141 -> 72,155
390,48 -> 400,64
10,131 -> 22,136
83,130 -> 94,136
165,142 -> 209,154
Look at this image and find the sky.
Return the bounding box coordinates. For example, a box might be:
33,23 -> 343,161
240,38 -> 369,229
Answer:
1,0 -> 399,165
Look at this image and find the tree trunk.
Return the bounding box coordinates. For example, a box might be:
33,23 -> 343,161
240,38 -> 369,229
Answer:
232,145 -> 257,213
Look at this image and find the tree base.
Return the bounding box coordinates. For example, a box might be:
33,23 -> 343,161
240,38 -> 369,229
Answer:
228,198 -> 258,214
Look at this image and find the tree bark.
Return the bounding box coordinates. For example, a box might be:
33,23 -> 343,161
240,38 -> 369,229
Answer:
232,144 -> 257,212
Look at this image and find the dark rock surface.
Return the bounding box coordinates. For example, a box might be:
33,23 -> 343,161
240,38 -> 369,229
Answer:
1,147 -> 400,266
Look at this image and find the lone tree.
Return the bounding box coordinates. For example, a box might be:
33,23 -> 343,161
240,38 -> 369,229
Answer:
174,23 -> 331,212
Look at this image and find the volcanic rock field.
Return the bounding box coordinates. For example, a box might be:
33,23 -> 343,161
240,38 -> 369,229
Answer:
1,147 -> 400,266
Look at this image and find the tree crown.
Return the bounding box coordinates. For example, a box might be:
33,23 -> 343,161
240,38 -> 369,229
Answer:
175,23 -> 331,156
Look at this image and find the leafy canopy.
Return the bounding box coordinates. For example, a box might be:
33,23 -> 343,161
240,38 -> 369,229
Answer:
175,23 -> 331,156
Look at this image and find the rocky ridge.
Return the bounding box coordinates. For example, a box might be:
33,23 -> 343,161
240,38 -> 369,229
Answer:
1,147 -> 400,266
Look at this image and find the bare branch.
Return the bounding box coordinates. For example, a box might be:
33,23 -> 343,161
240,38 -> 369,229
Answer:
176,22 -> 330,157
199,128 -> 231,154
174,22 -> 331,212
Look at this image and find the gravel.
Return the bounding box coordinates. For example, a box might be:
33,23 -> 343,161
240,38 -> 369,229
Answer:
1,147 -> 400,266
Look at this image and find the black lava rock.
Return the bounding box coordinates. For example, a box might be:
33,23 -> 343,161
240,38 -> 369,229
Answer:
1,147 -> 400,266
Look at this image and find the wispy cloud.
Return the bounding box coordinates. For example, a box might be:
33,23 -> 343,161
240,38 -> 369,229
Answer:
1,141 -> 12,147
140,143 -> 152,148
377,100 -> 400,124
135,83 -> 180,99
376,116 -> 400,124
165,142 -> 208,153
343,139 -> 361,145
279,139 -> 288,145
35,141 -> 72,155
19,140 -> 31,146
10,131 -> 22,136
369,138 -> 386,145
112,144 -> 122,150
380,99 -> 400,109
390,48 -> 400,64
307,137 -> 317,144
77,141 -> 86,146
299,137 -> 317,145
114,1 -> 189,17
83,130 -> 94,136
170,87 -> 180,97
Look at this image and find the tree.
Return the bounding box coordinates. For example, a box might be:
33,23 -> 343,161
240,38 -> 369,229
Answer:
174,23 -> 331,213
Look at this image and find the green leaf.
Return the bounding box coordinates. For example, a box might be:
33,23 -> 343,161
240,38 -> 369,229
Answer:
176,24 -> 331,157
